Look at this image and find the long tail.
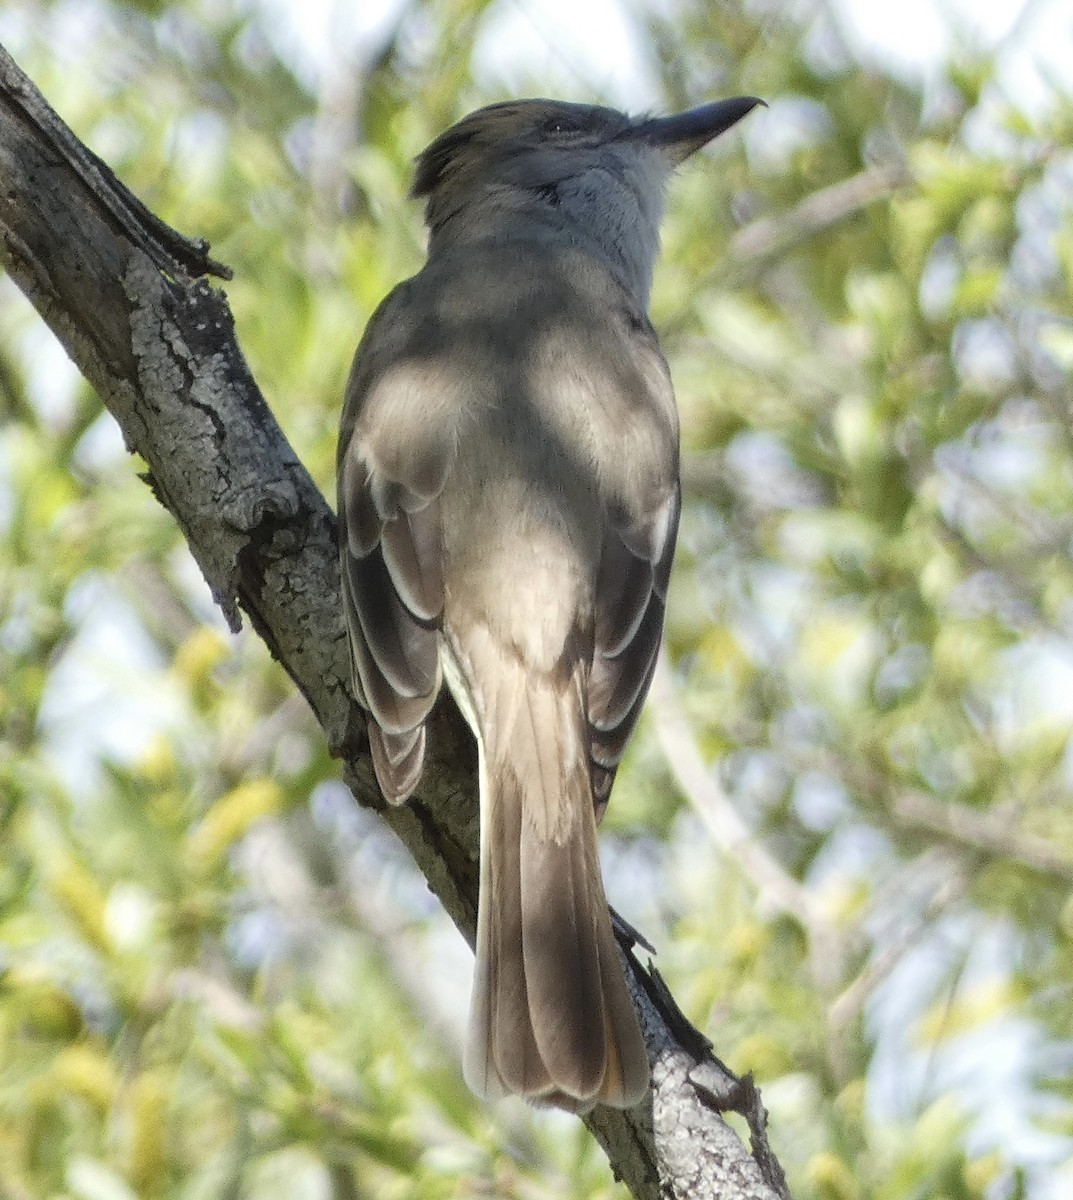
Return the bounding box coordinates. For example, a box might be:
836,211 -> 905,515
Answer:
448,632 -> 649,1112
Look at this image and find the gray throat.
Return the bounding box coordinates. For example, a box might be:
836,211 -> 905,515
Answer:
426,147 -> 670,309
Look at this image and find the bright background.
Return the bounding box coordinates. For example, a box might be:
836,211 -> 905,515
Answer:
2,1 -> 1073,1197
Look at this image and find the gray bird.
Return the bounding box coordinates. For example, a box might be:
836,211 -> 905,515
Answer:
338,95 -> 761,1111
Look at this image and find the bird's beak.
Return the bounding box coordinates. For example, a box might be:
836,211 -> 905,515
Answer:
625,96 -> 764,164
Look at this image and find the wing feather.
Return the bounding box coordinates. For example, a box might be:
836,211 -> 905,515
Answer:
588,482 -> 680,810
337,288 -> 449,804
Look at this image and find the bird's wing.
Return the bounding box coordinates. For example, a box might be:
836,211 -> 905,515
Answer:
586,311 -> 681,815
588,485 -> 680,814
337,284 -> 451,803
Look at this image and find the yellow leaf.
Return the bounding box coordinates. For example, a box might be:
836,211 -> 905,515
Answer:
135,735 -> 177,785
127,1071 -> 169,1191
950,268 -> 1003,317
3,967 -> 83,1037
734,1033 -> 791,1079
50,855 -> 111,953
188,779 -> 283,868
964,1152 -> 1003,1195
806,1151 -> 860,1200
698,626 -> 748,676
172,627 -> 229,687
915,981 -> 1023,1045
50,1042 -> 119,1113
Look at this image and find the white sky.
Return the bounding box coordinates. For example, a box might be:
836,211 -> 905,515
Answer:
256,0 -> 1073,113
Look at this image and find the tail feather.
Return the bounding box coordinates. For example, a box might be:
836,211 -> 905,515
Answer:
518,767 -> 606,1101
456,640 -> 649,1112
477,756 -> 549,1099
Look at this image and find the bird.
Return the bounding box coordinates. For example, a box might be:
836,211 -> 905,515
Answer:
337,94 -> 761,1112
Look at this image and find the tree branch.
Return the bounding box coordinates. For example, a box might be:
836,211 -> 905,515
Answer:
726,162 -> 911,275
647,656 -> 855,1011
0,43 -> 792,1200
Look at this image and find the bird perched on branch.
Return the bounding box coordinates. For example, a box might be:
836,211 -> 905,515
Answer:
338,94 -> 761,1112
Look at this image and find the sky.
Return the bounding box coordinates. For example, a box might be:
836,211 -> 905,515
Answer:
256,0 -> 1073,113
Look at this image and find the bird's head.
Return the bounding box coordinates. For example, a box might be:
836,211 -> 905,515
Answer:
412,96 -> 762,303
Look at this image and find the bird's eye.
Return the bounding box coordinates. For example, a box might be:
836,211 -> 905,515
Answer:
544,115 -> 580,136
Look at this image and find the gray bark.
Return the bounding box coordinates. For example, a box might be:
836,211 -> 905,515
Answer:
0,42 -> 792,1200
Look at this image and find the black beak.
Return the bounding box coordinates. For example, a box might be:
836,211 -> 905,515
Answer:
625,96 -> 764,163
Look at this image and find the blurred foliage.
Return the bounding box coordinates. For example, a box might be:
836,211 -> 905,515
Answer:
2,0 -> 1073,1196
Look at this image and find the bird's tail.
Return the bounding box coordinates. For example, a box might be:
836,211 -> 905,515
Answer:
450,631 -> 649,1112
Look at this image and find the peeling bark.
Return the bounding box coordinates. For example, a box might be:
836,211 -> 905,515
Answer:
0,43 -> 792,1200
